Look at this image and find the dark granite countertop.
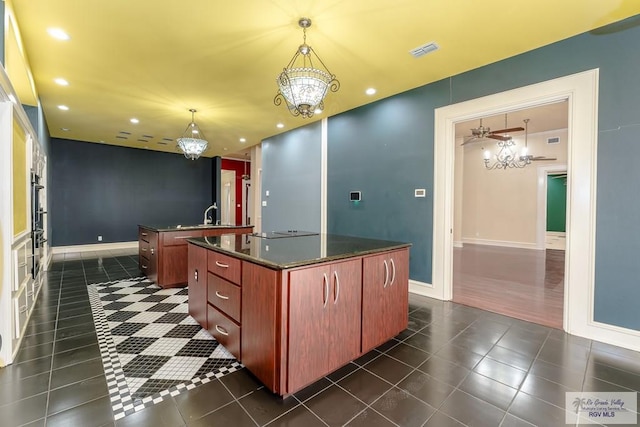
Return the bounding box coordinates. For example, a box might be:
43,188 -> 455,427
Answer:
139,224 -> 253,232
187,232 -> 410,270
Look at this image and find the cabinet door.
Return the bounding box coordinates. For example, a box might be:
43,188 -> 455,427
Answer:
287,264 -> 330,392
188,244 -> 208,328
386,249 -> 409,339
362,249 -> 409,352
147,231 -> 159,283
327,259 -> 362,372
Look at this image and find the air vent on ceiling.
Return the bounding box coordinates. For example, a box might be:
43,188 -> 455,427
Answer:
547,136 -> 560,144
116,135 -> 128,139
118,131 -> 131,135
409,41 -> 439,58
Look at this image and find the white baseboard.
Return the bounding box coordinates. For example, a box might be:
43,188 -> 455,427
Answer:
574,320 -> 640,353
409,279 -> 441,299
52,241 -> 138,254
461,238 -> 540,250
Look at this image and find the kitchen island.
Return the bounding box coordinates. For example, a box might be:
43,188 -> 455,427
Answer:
187,232 -> 410,396
138,224 -> 252,288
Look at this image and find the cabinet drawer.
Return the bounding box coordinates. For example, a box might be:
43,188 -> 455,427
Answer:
139,239 -> 150,257
207,305 -> 241,359
138,227 -> 153,242
207,273 -> 241,322
139,255 -> 151,273
163,230 -> 204,246
208,252 -> 241,285
13,288 -> 29,339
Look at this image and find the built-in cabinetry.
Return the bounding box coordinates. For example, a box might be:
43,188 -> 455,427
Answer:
188,239 -> 409,396
0,70 -> 48,365
139,225 -> 252,288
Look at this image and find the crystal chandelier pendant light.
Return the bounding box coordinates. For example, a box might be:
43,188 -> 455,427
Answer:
274,18 -> 340,118
176,109 -> 208,160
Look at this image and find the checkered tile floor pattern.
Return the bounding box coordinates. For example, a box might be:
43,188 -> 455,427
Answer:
88,277 -> 242,420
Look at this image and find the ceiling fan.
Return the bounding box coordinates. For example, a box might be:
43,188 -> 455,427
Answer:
461,115 -> 525,145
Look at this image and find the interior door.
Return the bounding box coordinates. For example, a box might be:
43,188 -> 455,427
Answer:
221,170 -> 236,225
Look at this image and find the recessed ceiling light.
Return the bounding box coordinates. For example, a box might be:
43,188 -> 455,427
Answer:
8,94 -> 17,103
276,123 -> 284,128
130,118 -> 139,124
58,105 -> 69,111
365,88 -> 377,95
54,78 -> 69,86
239,137 -> 246,143
47,28 -> 70,41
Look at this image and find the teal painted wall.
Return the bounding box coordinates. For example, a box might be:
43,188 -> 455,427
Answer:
266,16 -> 640,331
546,176 -> 567,233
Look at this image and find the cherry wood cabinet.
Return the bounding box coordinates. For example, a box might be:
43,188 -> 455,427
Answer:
138,225 -> 251,288
287,259 -> 362,391
362,248 -> 409,352
187,244 -> 208,327
188,238 -> 410,397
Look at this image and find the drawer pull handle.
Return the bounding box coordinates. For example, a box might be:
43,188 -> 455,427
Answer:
215,291 -> 230,300
215,261 -> 229,268
141,232 -> 148,236
142,265 -> 148,270
215,325 -> 229,336
383,259 -> 389,288
390,258 -> 396,286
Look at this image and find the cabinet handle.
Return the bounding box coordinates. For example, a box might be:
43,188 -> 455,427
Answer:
323,273 -> 329,308
215,291 -> 229,300
390,258 -> 396,286
194,269 -> 198,282
383,259 -> 389,288
174,236 -> 192,240
215,261 -> 229,268
142,265 -> 148,270
141,232 -> 148,237
333,271 -> 340,304
215,325 -> 229,336
141,247 -> 147,252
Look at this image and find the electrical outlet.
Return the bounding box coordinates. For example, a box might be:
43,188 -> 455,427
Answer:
262,201 -> 267,207
98,235 -> 103,242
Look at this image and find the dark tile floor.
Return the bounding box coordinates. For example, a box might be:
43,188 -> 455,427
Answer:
1,250 -> 640,426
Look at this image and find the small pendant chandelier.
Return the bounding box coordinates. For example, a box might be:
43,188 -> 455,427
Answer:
274,18 -> 340,119
176,109 -> 208,160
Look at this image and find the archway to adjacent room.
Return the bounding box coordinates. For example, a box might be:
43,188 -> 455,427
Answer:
451,103 -> 568,328
431,69 -> 599,335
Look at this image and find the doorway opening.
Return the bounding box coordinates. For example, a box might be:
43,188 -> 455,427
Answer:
452,103 -> 568,328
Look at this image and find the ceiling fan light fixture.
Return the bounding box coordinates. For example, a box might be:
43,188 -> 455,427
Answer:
176,109 -> 208,160
484,117 -> 533,170
274,18 -> 340,119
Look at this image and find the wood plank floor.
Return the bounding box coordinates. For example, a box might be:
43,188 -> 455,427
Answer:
453,244 -> 564,329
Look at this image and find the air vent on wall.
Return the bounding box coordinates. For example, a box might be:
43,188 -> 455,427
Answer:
547,136 -> 560,144
409,41 -> 439,58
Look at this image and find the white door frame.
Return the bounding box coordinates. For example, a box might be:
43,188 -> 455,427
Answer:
430,69 -> 640,351
536,165 -> 568,250
433,71 -> 597,332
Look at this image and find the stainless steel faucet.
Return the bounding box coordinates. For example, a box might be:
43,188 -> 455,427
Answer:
203,203 -> 217,224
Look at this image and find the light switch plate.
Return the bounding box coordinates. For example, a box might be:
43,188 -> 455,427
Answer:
415,189 -> 426,197
262,201 -> 267,206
